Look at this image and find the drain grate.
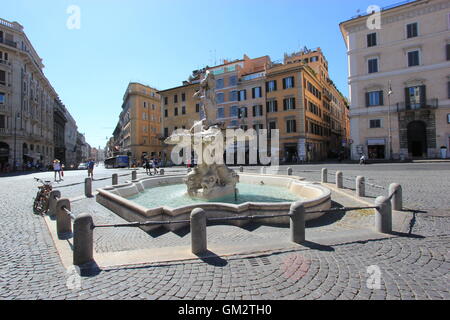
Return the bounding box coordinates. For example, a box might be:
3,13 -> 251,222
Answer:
246,257 -> 272,268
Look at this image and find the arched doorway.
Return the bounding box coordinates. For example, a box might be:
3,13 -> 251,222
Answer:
0,141 -> 9,172
407,121 -> 427,158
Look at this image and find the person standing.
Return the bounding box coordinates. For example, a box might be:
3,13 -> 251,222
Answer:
144,158 -> 151,176
152,158 -> 158,175
53,160 -> 62,181
87,159 -> 95,179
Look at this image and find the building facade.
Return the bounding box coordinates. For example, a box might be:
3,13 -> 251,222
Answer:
0,18 -> 58,170
340,0 -> 450,160
112,83 -> 162,165
158,50 -> 349,164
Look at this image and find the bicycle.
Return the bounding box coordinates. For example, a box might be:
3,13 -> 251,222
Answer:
33,177 -> 53,216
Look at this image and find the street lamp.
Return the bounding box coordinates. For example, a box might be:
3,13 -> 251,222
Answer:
387,81 -> 393,160
13,112 -> 21,171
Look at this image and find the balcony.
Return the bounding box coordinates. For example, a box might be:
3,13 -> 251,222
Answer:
0,128 -> 11,135
0,38 -> 17,48
396,99 -> 439,112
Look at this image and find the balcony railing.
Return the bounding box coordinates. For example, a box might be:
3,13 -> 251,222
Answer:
0,38 -> 17,48
0,128 -> 10,135
396,98 -> 439,112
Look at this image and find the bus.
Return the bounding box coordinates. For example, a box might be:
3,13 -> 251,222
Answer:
104,155 -> 129,169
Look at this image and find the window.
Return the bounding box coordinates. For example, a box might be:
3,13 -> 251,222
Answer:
447,44 -> 450,61
182,106 -> 186,115
164,109 -> 168,117
152,104 -> 155,110
253,105 -> 263,117
216,92 -> 225,103
0,92 -> 4,104
195,103 -> 200,112
238,107 -> 248,119
368,58 -> 378,73
164,128 -> 169,137
448,82 -> 450,99
174,95 -> 178,103
164,97 -> 168,105
266,100 -> 278,113
310,56 -> 319,62
216,79 -> 224,89
369,119 -> 382,128
229,75 -> 237,86
230,120 -> 239,127
217,108 -> 224,119
229,91 -> 238,102
407,22 -> 418,38
0,70 -> 5,85
174,107 -> 178,116
252,87 -> 262,98
367,33 -> 377,47
283,97 -> 296,110
181,93 -> 186,102
0,115 -> 5,129
366,91 -> 384,107
266,80 -> 277,92
283,77 -> 294,89
143,102 -> 147,108
447,114 -> 450,124
405,85 -> 426,109
230,105 -> 239,117
286,119 -> 297,133
238,90 -> 247,101
408,50 -> 420,67
253,124 -> 264,132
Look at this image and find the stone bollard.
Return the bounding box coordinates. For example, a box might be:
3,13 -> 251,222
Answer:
287,168 -> 293,176
73,213 -> 94,266
48,190 -> 61,217
112,173 -> 118,185
375,196 -> 392,234
160,169 -> 164,175
239,166 -> 244,173
356,176 -> 365,197
84,178 -> 92,198
290,202 -> 305,244
389,183 -> 402,211
131,170 -> 137,180
336,171 -> 343,189
191,208 -> 207,255
321,168 -> 328,183
56,198 -> 72,238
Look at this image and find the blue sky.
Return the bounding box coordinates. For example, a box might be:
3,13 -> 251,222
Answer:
3,0 -> 398,148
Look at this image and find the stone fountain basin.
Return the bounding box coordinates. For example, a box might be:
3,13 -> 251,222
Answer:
96,173 -> 331,232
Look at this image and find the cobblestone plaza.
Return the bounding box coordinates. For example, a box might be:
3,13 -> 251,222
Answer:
0,163 -> 448,301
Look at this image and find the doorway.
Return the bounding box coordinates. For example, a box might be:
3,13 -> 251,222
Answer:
407,121 -> 427,158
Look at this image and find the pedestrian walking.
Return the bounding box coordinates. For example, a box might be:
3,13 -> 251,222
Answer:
87,159 -> 95,179
152,158 -> 158,175
144,158 -> 152,176
53,160 -> 62,181
359,154 -> 367,165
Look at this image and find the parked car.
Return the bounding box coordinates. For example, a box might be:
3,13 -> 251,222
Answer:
78,162 -> 88,170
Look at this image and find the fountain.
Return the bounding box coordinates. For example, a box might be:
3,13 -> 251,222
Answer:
163,70 -> 239,200
96,71 -> 332,232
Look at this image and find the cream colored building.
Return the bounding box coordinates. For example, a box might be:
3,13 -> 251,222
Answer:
340,0 -> 450,160
0,18 -> 57,170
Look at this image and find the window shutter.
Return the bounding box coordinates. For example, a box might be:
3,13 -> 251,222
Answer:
274,80 -> 277,91
283,99 -> 287,111
292,98 -> 296,109
365,92 -> 370,107
266,101 -> 270,113
291,77 -> 295,88
283,78 -> 286,89
405,88 -> 410,108
266,82 -> 269,92
252,105 -> 256,117
274,100 -> 278,112
420,85 -> 426,107
447,44 -> 450,61
379,91 -> 384,106
252,88 -> 255,99
244,90 -> 247,100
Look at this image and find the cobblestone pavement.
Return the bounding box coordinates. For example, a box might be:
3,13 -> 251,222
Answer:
0,164 -> 449,300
